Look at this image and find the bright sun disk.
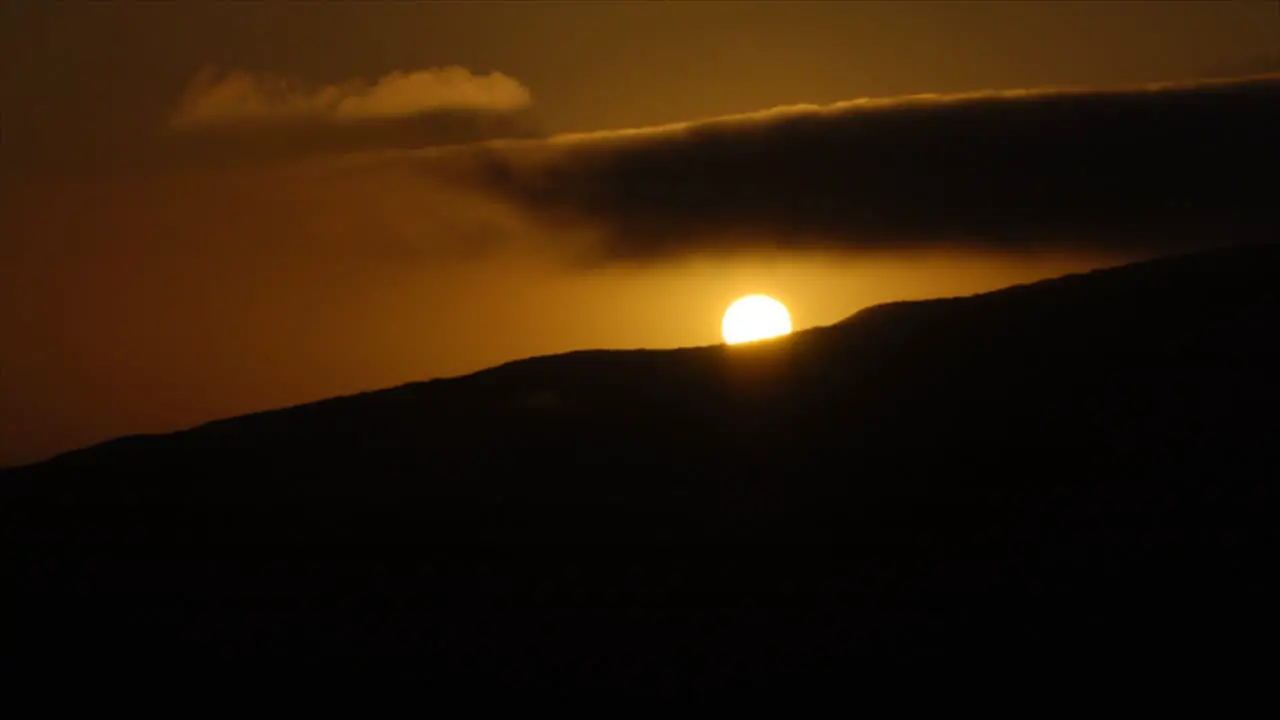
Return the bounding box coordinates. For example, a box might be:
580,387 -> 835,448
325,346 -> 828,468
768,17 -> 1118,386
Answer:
722,295 -> 793,345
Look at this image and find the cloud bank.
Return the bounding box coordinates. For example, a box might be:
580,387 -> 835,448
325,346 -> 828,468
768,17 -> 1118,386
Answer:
170,66 -> 532,129
441,74 -> 1280,261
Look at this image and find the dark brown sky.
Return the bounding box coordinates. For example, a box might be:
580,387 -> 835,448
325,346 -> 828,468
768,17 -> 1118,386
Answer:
2,1 -> 1277,465
4,1 -> 1278,173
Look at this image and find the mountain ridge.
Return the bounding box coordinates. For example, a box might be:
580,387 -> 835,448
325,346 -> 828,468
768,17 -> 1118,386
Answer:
6,243 -> 1247,473
3,241 -> 1277,676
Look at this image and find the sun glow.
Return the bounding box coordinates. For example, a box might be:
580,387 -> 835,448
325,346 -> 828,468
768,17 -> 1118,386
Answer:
721,295 -> 793,344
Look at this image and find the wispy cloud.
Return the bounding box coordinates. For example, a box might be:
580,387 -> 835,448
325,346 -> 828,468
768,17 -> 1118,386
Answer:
170,66 -> 532,129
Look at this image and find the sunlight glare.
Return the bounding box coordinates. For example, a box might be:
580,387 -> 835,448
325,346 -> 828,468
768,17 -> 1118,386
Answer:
722,295 -> 793,344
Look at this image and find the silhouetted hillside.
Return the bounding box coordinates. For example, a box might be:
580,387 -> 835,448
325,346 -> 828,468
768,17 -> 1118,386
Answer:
4,243 -> 1278,685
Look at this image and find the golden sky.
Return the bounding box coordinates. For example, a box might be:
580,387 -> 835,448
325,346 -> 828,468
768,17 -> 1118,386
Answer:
1,1 -> 1277,465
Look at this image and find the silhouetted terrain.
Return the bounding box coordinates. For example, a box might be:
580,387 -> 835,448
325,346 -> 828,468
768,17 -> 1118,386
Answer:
4,244 -> 1278,685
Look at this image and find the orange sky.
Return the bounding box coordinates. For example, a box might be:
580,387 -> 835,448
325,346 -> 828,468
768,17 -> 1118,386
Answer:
1,2 -> 1276,465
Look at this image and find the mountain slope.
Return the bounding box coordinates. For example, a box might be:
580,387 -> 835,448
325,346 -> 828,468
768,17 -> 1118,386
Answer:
4,243 -> 1278,678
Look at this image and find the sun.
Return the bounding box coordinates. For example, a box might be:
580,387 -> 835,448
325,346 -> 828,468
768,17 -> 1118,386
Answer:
722,295 -> 793,345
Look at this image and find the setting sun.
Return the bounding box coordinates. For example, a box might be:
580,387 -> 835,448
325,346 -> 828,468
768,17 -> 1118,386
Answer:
721,295 -> 793,344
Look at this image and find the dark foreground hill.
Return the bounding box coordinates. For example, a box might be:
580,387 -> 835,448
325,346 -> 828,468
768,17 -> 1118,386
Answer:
4,244 -> 1279,685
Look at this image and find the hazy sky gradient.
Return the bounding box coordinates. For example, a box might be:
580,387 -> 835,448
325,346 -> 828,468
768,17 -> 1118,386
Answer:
2,1 -> 1276,465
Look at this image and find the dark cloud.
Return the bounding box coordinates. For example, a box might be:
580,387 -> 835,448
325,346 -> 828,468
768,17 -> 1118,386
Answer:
454,75 -> 1280,261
